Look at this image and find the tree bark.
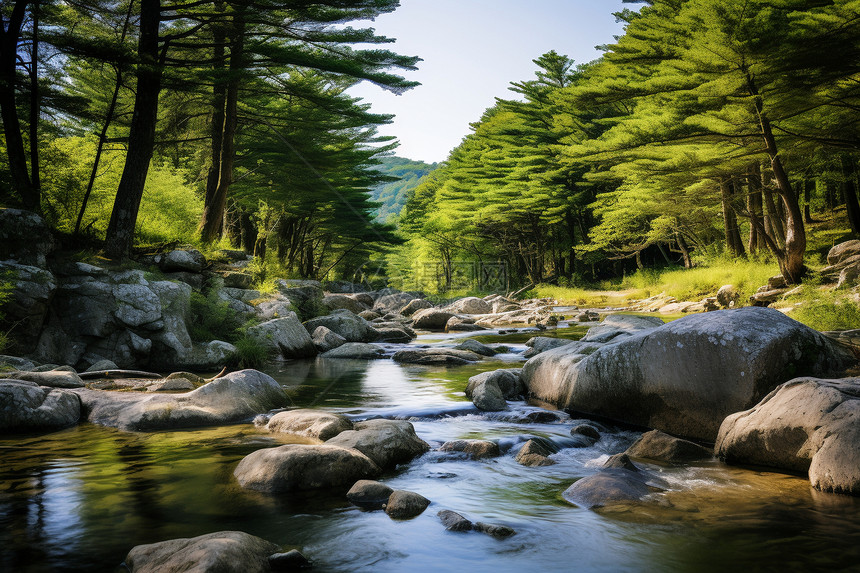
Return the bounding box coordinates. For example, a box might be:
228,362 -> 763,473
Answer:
104,0 -> 163,259
746,167 -> 764,253
803,180 -> 814,224
201,7 -> 245,242
28,3 -> 40,196
200,1 -> 227,240
0,1 -> 38,210
720,178 -> 745,258
841,155 -> 860,235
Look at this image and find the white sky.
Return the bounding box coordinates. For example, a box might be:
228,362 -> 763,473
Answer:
349,0 -> 635,164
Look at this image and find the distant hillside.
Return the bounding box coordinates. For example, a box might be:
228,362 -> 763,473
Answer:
370,156 -> 438,221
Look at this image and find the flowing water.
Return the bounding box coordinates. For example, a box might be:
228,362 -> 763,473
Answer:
2,330 -> 860,572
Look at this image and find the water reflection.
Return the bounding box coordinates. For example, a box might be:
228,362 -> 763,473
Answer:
2,355 -> 860,572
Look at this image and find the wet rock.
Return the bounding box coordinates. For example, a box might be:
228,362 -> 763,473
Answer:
6,369 -> 84,388
0,355 -> 36,371
85,359 -> 119,372
267,409 -> 353,441
246,313 -> 316,359
523,337 -> 573,359
326,419 -> 430,469
515,438 -> 559,467
438,509 -> 473,531
303,309 -> 379,343
523,307 -> 855,442
373,326 -> 414,343
321,342 -> 385,360
74,369 -> 289,431
474,522 -> 516,539
602,453 -> 640,471
523,410 -> 566,423
234,444 -> 381,492
625,430 -> 712,464
400,298 -> 433,316
312,326 -> 346,353
385,490 -> 430,519
455,339 -> 495,356
470,378 -> 507,411
445,317 -> 487,332
716,377 -> 860,495
466,369 -> 524,400
375,292 -> 417,314
268,549 -> 311,571
571,424 -> 601,441
392,348 -> 482,365
446,297 -> 492,315
347,480 -> 395,510
562,467 -> 656,509
411,308 -> 456,330
124,530 -> 280,573
439,439 -> 500,459
323,294 -> 368,314
0,380 -> 81,432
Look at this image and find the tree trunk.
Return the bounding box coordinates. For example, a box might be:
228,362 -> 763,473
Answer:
841,155 -> 860,235
676,231 -> 692,269
720,178 -> 745,258
104,0 -> 163,259
0,1 -> 38,211
200,2 -> 227,240
28,3 -> 40,196
201,7 -> 245,242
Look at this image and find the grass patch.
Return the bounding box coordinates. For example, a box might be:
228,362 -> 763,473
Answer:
787,293 -> 860,331
226,335 -> 273,369
188,290 -> 245,343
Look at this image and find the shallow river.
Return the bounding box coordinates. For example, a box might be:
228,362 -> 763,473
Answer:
2,330 -> 860,572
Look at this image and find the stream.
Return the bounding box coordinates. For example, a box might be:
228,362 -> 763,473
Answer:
2,328 -> 860,572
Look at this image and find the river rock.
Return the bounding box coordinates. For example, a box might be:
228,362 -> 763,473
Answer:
326,419 -> 430,469
523,337 -> 574,359
438,510 -> 473,531
245,313 -> 316,359
274,280 -> 325,320
303,309 -> 379,343
625,430 -> 712,464
0,208 -> 54,267
716,377 -> 860,495
74,369 -> 289,431
571,424 -> 601,442
580,313 -> 664,343
411,308 -> 456,330
312,326 -> 346,352
323,294 -> 368,314
321,342 -> 385,359
124,530 -> 281,573
515,438 -> 559,467
234,444 -> 381,492
400,298 -> 433,316
446,317 -> 487,332
374,292 -> 417,314
466,369 -> 524,400
358,310 -> 382,321
446,297 -> 492,315
385,490 -> 430,519
0,355 -> 36,370
523,307 -> 855,441
85,359 -> 119,372
475,522 -> 516,539
347,480 -> 394,510
455,339 -> 495,356
268,549 -> 310,571
373,326 -> 414,343
0,380 -> 81,432
439,439 -> 500,459
392,348 -> 482,365
562,467 -> 656,510
267,409 -> 353,441
6,369 -> 84,388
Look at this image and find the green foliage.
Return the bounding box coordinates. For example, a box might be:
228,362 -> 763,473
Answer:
369,156 -> 438,221
226,335 -> 273,370
0,271 -> 14,354
187,291 -> 244,343
790,295 -> 860,332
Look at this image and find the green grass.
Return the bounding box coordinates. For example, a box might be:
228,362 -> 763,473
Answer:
187,290 -> 245,343
787,291 -> 860,331
226,335 -> 273,369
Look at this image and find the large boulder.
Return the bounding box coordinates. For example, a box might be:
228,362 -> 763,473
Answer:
0,208 -> 54,266
0,380 -> 81,432
267,409 -> 353,441
7,369 -> 84,388
321,342 -> 385,360
325,419 -> 430,469
124,530 -> 281,573
312,326 -> 346,352
716,377 -> 860,495
158,249 -> 206,273
446,297 -> 492,315
347,480 -> 394,510
323,294 -> 368,314
274,279 -> 325,320
245,313 -> 316,359
234,444 -> 381,492
302,309 -> 379,343
624,430 -> 712,464
411,308 -> 456,330
523,307 -> 855,441
374,292 -> 417,314
73,369 -> 288,431
400,298 -> 433,316
523,337 -> 574,359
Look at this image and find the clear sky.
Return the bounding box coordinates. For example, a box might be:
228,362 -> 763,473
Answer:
348,0 -> 635,164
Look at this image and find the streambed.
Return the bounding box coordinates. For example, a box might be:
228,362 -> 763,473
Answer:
2,330 -> 860,572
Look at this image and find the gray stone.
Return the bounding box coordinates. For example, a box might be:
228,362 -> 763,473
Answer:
267,409 -> 353,441
445,317 -> 487,332
474,522 -> 516,539
0,380 -> 81,432
385,490 -> 430,519
347,480 -> 395,510
234,444 -> 381,492
625,430 -> 712,464
466,369 -> 524,400
375,292 -> 417,314
392,348 -> 482,365
246,314 -> 316,359
580,313 -> 664,343
455,339 -> 495,356
0,261 -> 56,353
438,510 -> 473,531
523,337 -> 574,359
373,327 -> 414,343
86,359 -> 119,372
7,369 -> 84,388
603,453 -> 640,471
828,240 -> 860,265
303,309 -> 379,343
147,379 -> 195,392
268,550 -> 310,571
716,377 -> 860,495
523,307 -> 855,441
359,310 -> 382,321
470,378 -> 507,411
323,294 -> 368,314
0,355 -> 36,371
254,296 -> 295,321
439,439 -> 500,459
571,424 -> 601,441
716,285 -> 740,308
321,342 -> 385,360
446,297 -> 492,315
326,419 -> 430,469
562,468 -> 656,509
515,438 -> 558,467
159,249 -> 206,273
400,298 -> 433,316
219,271 -> 252,289
312,326 -> 347,353
74,369 -> 288,431
411,308 -> 456,330
124,530 -> 280,573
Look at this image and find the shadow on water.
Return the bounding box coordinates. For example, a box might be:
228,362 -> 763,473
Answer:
3,350 -> 860,572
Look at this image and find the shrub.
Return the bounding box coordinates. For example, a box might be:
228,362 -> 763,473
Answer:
226,335 -> 273,369
188,290 -> 244,343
